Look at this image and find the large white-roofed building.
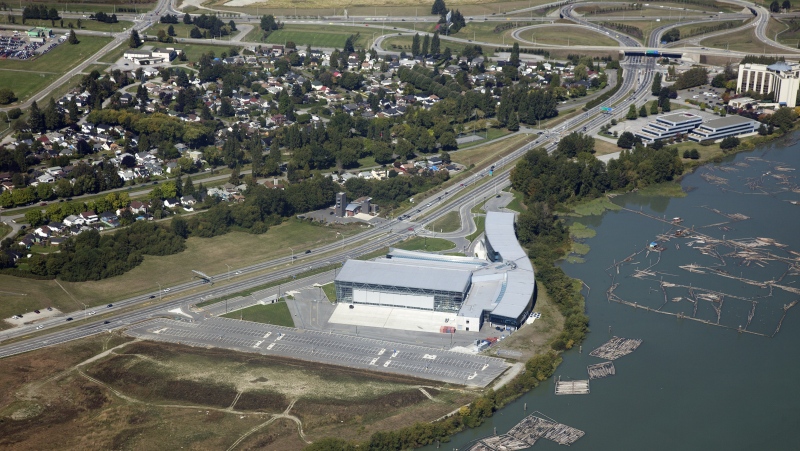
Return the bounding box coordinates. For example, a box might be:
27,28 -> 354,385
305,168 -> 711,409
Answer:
333,211 -> 535,332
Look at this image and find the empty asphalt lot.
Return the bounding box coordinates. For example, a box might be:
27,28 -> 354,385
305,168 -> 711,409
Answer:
126,317 -> 509,387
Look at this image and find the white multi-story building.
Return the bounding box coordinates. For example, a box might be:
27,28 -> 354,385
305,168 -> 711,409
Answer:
736,61 -> 800,107
635,112 -> 704,143
688,116 -> 759,142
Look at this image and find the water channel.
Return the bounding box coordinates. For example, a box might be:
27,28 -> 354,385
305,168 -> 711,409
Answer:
422,135 -> 800,450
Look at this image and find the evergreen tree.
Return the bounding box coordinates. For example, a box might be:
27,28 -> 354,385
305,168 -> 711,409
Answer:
421,34 -> 430,56
183,12 -> 192,24
661,98 -> 671,112
44,97 -> 63,130
219,98 -> 234,116
67,98 -> 79,124
507,112 -> 519,131
626,104 -> 637,120
67,29 -> 78,44
639,104 -> 648,117
510,42 -> 520,67
183,176 -> 195,196
167,24 -> 176,36
128,29 -> 142,48
431,0 -> 447,15
651,72 -> 662,96
28,100 -> 44,133
650,100 -> 659,115
431,32 -> 440,54
411,33 -> 421,57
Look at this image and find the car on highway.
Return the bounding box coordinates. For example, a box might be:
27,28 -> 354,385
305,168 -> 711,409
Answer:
305,250 -> 311,254
104,321 -> 111,324
164,288 -> 170,292
89,311 -> 96,315
34,310 -> 40,314
66,317 -> 73,321
107,304 -> 113,308
149,295 -> 156,299
36,325 -> 44,330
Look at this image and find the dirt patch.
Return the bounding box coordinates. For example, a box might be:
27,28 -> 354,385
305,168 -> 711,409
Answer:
238,418 -> 308,451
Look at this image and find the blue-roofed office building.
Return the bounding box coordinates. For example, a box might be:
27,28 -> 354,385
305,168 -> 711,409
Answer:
334,212 -> 535,331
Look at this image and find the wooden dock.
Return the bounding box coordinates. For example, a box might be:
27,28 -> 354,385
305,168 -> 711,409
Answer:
587,361 -> 616,380
555,379 -> 590,395
465,411 -> 585,449
589,336 -> 642,360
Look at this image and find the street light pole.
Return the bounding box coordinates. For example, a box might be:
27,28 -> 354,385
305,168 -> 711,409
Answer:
225,263 -> 231,280
157,282 -> 162,302
289,246 -> 294,264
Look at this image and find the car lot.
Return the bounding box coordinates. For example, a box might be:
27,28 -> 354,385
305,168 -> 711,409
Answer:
126,317 -> 509,387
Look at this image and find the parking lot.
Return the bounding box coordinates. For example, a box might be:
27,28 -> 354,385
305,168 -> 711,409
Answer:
0,31 -> 61,60
127,317 -> 510,387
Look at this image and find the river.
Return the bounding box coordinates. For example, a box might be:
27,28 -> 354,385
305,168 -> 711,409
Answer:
422,136 -> 800,450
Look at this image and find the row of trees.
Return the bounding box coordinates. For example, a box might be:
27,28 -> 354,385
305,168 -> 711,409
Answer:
93,11 -> 118,23
21,5 -> 58,21
410,32 -> 442,57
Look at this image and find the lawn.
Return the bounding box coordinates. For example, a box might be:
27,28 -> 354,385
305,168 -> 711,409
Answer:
518,24 -> 619,47
466,215 -> 486,242
672,20 -> 749,41
593,138 -> 622,155
144,22 -> 197,40
427,210 -> 461,233
222,302 -> 295,327
208,0 -> 555,17
17,0 -> 155,14
259,24 -> 389,48
3,17 -> 135,32
383,35 -> 480,56
321,282 -> 337,302
171,43 -> 239,64
699,24 -> 787,53
457,126 -> 513,149
394,236 -> 455,252
0,35 -> 112,102
504,189 -> 527,213
0,220 -> 362,317
451,133 -> 531,168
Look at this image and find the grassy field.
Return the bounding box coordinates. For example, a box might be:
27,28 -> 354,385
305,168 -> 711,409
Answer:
0,335 -> 472,449
699,25 -> 788,53
383,35 -> 479,56
504,189 -> 527,212
394,236 -> 455,251
458,127 -> 513,149
258,24 -> 392,48
426,210 -> 461,233
144,22 -> 197,40
172,43 -> 240,63
672,20 -> 749,41
451,133 -> 531,167
0,220 -> 362,319
222,302 -> 295,326
1,17 -> 135,32
466,215 -> 486,242
321,282 -> 336,302
17,0 -> 156,14
0,35 -> 111,103
208,0 -> 556,17
518,24 -> 620,47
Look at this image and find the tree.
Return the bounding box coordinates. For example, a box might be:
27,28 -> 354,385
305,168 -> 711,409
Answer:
783,0 -> 792,10
690,149 -> 700,159
190,26 -> 203,39
661,98 -> 671,112
617,131 -> 636,149
510,42 -> 520,67
432,0 -> 447,15
28,100 -> 44,133
411,33 -> 421,57
720,136 -> 740,150
167,24 -> 176,36
67,29 -> 79,45
507,112 -> 519,131
421,34 -> 430,56
770,0 -> 781,12
128,29 -> 142,48
557,132 -> 595,157
639,104 -> 648,118
183,13 -> 193,24
219,98 -> 234,116
626,104 -> 638,120
0,87 -> 15,105
431,32 -> 440,54
662,28 -> 679,43
650,100 -> 659,115
651,72 -> 662,96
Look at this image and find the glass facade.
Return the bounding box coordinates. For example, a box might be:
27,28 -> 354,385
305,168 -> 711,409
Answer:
335,280 -> 468,313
